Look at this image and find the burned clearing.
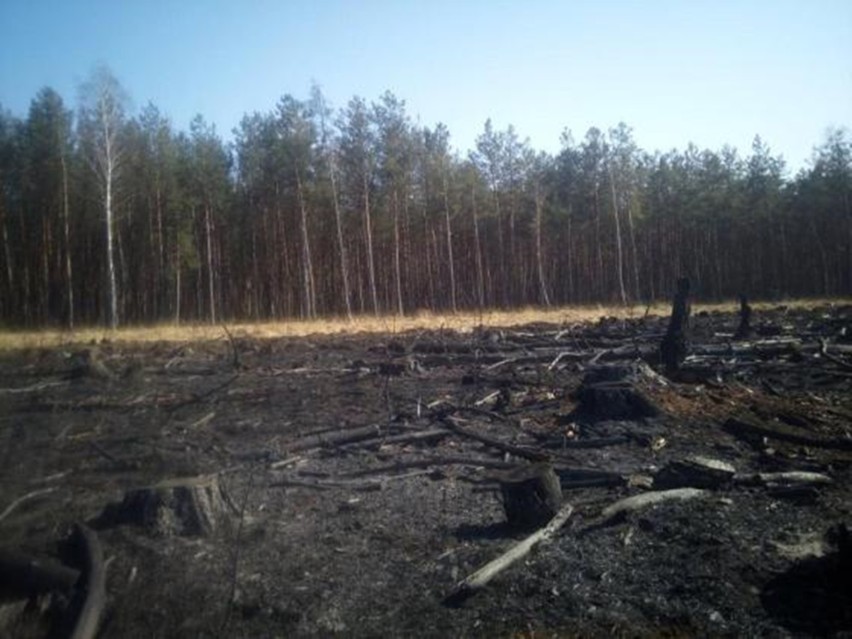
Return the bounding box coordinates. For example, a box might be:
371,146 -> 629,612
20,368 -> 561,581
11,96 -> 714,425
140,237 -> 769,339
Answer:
1,303 -> 851,638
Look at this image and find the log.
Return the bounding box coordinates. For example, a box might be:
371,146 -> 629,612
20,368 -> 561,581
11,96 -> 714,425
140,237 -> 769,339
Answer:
723,415 -> 852,451
69,523 -> 106,639
654,456 -> 736,489
98,474 -> 236,536
600,488 -> 708,523
444,502 -> 574,606
286,423 -> 399,452
497,463 -> 563,529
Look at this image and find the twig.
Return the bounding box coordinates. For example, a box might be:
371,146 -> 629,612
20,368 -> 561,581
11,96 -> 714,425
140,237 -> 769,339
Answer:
444,502 -> 574,606
819,338 -> 852,371
221,324 -> 241,369
0,486 -> 57,523
220,466 -> 256,635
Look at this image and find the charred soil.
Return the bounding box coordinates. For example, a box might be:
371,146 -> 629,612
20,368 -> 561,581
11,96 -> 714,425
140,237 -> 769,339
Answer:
1,303 -> 851,638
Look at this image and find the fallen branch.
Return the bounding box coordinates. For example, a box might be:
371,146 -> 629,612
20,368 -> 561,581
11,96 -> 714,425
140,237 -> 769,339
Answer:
600,488 -> 708,523
819,338 -> 852,371
271,469 -> 435,491
444,502 -> 574,606
286,423 -> 399,452
0,486 -> 57,524
724,415 -> 852,451
69,523 -> 106,639
441,416 -> 548,461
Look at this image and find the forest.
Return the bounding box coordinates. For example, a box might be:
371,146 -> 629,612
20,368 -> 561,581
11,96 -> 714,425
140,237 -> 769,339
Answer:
0,67 -> 850,329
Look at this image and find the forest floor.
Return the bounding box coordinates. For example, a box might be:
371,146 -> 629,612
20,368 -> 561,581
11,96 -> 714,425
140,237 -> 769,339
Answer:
0,301 -> 851,638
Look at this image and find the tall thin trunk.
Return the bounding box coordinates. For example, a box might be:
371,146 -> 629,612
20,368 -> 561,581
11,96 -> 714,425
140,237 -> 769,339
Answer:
296,170 -> 316,318
393,189 -> 403,316
442,170 -> 457,312
608,163 -> 627,306
363,174 -> 379,315
626,199 -> 640,303
60,153 -> 73,329
533,182 -> 551,307
328,156 -> 352,319
204,203 -> 216,323
105,154 -> 118,329
472,186 -> 485,310
175,231 -> 181,325
0,204 -> 12,306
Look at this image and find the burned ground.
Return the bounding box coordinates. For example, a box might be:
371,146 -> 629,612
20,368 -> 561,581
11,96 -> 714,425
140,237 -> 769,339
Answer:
1,303 -> 851,638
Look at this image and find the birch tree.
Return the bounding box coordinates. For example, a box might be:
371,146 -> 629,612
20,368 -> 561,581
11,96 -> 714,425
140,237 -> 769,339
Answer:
79,66 -> 127,329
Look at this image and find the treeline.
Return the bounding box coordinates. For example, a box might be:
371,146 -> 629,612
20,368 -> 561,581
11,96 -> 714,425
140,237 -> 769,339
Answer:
0,68 -> 850,328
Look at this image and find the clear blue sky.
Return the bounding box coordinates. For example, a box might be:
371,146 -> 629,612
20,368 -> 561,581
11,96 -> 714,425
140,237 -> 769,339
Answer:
1,0 -> 850,173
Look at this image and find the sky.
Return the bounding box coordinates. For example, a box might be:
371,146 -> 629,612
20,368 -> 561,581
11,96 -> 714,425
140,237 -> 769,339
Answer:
1,0 -> 850,173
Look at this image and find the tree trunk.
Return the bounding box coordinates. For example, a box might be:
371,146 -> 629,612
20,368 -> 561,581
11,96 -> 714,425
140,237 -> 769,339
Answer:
608,163 -> 628,306
442,171 -> 457,313
60,153 -> 73,329
328,156 -> 353,320
393,189 -> 404,316
296,170 -> 316,319
204,203 -> 216,323
472,186 -> 485,310
533,183 -> 551,307
363,174 -> 379,315
105,156 -> 118,330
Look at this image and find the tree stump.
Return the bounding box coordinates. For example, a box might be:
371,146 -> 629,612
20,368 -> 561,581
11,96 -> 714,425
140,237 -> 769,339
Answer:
498,463 -> 562,530
734,295 -> 753,340
99,475 -> 236,536
573,381 -> 661,421
660,277 -> 691,374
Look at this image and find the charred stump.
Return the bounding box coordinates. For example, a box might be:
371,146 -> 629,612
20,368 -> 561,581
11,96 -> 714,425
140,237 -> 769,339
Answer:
498,463 -> 563,530
660,277 -> 691,374
97,474 -> 236,537
734,295 -> 753,340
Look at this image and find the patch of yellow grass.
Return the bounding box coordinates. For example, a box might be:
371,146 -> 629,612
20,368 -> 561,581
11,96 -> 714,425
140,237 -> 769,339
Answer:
0,298 -> 847,351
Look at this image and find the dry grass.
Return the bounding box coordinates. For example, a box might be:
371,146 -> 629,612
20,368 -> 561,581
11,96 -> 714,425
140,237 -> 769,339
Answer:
0,298 -> 848,351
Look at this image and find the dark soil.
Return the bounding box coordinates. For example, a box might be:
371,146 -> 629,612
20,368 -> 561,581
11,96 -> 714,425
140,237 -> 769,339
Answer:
1,303 -> 851,638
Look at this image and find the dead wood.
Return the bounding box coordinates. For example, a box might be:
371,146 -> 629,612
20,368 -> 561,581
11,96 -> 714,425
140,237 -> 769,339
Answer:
819,338 -> 852,371
98,474 -> 236,536
660,277 -> 691,374
440,416 -> 549,461
340,455 -> 517,477
286,423 -> 402,452
271,469 -> 435,491
600,488 -> 709,523
68,523 -> 106,639
341,427 -> 450,451
498,462 -> 563,529
654,456 -> 737,489
221,324 -> 241,369
0,549 -> 80,594
734,295 -> 754,340
0,486 -> 57,524
723,415 -> 852,451
539,434 -> 633,449
444,501 -> 574,606
166,373 -> 240,412
733,471 -> 833,487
